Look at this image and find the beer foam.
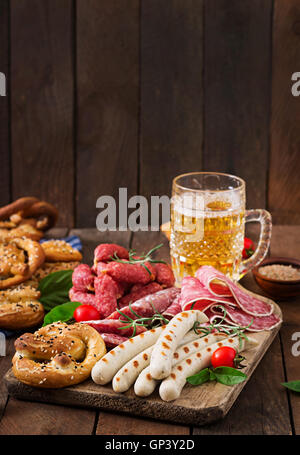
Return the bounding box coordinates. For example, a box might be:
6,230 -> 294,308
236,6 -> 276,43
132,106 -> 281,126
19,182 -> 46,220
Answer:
172,191 -> 243,218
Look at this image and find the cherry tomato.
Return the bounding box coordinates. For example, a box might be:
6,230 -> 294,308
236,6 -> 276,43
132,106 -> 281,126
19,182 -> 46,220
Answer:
242,237 -> 255,259
74,305 -> 100,322
211,346 -> 237,368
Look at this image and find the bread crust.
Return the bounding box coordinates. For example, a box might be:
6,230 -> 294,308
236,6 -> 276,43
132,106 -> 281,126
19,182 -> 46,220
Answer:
0,238 -> 45,289
12,322 -> 106,388
0,285 -> 44,330
41,240 -> 82,263
0,197 -> 59,237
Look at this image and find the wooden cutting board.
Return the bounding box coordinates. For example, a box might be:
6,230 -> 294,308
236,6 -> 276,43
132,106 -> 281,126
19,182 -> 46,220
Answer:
4,290 -> 282,426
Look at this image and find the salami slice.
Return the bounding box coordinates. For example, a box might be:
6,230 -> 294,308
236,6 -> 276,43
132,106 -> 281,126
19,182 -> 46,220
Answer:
196,266 -> 273,316
108,287 -> 180,320
85,319 -> 147,337
99,333 -> 129,348
209,303 -> 281,332
179,276 -> 236,312
162,294 -> 182,318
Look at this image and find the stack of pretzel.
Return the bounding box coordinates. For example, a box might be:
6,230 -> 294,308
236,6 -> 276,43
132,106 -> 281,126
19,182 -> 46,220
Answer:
0,197 -> 58,241
0,197 -> 81,330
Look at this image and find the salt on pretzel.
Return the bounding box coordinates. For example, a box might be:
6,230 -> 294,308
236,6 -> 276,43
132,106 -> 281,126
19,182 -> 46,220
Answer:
12,322 -> 106,388
0,223 -> 44,242
0,238 -> 45,289
0,285 -> 44,330
41,240 -> 82,263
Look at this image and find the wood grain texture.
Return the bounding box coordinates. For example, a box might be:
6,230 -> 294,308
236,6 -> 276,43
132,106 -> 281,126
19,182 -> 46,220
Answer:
269,0 -> 300,224
0,0 -> 10,205
0,338 -> 15,422
204,0 -> 272,210
76,0 -> 139,227
270,225 -> 300,434
0,398 -> 95,435
10,0 -> 74,226
96,412 -> 189,435
140,0 -> 204,199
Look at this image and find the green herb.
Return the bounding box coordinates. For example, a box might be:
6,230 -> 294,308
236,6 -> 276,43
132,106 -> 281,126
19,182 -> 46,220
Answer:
192,304 -> 253,349
111,243 -> 166,275
116,302 -> 170,337
213,367 -> 248,385
43,301 -> 81,326
187,366 -> 248,387
282,380 -> 300,393
38,270 -> 73,312
186,368 -> 211,385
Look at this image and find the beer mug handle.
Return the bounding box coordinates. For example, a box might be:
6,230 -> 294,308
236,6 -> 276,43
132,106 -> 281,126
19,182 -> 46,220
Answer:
239,209 -> 272,278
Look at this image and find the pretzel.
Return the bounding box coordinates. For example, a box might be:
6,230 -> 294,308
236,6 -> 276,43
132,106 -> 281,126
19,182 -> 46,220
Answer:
0,238 -> 45,289
0,197 -> 58,234
0,223 -> 44,242
12,322 -> 106,388
0,197 -> 39,221
0,285 -> 44,330
20,201 -> 59,230
41,240 -> 82,263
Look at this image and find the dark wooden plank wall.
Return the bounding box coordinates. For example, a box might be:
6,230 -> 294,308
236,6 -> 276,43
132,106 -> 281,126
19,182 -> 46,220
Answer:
0,0 -> 299,227
0,0 -> 10,206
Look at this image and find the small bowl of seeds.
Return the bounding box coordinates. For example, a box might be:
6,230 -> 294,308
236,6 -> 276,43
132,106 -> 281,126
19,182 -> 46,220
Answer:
253,257 -> 300,299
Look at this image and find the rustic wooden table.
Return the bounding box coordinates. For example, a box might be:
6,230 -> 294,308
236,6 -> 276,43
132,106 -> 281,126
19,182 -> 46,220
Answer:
0,226 -> 299,435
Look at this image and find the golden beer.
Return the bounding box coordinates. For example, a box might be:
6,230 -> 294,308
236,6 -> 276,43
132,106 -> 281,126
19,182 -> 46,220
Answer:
169,172 -> 272,284
170,195 -> 245,283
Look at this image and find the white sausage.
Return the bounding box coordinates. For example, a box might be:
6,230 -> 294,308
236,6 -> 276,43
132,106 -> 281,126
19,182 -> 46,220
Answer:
134,331 -> 227,397
159,335 -> 258,402
112,345 -> 154,392
91,325 -> 165,385
113,329 -> 213,393
150,310 -> 208,380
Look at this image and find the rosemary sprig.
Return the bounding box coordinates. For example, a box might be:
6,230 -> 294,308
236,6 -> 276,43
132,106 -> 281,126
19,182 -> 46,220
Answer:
116,302 -> 169,337
192,305 -> 254,350
110,243 -> 167,275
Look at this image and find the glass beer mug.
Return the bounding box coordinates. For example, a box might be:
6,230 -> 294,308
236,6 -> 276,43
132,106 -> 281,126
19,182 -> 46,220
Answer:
170,172 -> 272,284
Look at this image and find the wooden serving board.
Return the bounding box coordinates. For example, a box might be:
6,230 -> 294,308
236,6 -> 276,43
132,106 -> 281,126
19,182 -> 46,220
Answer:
4,291 -> 282,426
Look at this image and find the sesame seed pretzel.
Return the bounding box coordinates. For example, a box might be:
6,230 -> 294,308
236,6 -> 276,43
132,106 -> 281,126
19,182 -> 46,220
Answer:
0,285 -> 44,330
12,322 -> 106,388
0,238 -> 45,289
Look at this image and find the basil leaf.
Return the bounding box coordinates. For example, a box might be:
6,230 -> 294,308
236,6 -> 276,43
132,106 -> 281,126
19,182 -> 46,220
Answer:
282,381 -> 300,393
38,270 -> 73,311
209,369 -> 217,381
186,368 -> 210,386
43,301 -> 81,326
213,366 -> 248,386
